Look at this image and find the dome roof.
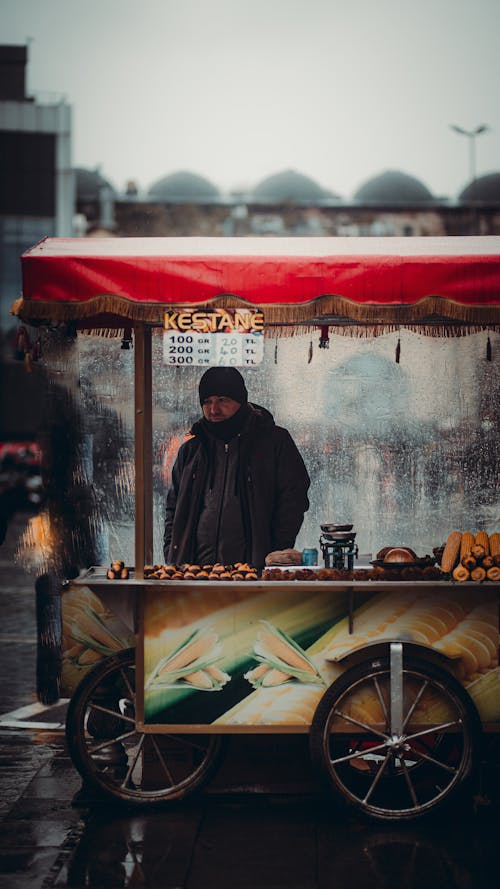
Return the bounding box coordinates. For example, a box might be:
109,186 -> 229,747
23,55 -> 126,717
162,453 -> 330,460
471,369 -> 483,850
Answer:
148,171 -> 220,201
458,172 -> 500,203
75,167 -> 116,201
251,169 -> 337,203
353,170 -> 434,204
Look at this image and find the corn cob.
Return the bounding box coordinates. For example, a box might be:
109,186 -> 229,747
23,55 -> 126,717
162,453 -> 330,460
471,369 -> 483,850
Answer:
254,622 -> 321,675
453,564 -> 470,582
156,629 -> 219,675
471,566 -> 486,583
460,532 -> 475,559
487,566 -> 500,581
489,533 -> 500,558
182,670 -> 218,690
475,531 -> 490,555
441,531 -> 462,573
471,544 -> 486,561
261,668 -> 293,687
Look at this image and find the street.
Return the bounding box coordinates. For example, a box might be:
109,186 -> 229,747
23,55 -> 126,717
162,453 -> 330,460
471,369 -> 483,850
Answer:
0,511 -> 499,888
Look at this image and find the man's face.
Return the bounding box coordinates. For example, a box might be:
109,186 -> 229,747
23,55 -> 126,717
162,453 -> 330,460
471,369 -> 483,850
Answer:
202,395 -> 241,422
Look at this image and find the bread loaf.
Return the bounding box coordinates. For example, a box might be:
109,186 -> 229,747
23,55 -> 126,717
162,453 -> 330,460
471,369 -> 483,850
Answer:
383,547 -> 415,563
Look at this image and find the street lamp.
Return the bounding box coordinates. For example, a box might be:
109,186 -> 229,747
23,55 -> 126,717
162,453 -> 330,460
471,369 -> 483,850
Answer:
450,124 -> 490,235
450,123 -> 489,186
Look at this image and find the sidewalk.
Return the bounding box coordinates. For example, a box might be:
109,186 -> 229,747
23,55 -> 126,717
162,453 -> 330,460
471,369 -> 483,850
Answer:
0,737 -> 499,889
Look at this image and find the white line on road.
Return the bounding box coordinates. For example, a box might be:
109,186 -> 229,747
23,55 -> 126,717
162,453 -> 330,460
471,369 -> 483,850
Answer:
0,699 -> 69,729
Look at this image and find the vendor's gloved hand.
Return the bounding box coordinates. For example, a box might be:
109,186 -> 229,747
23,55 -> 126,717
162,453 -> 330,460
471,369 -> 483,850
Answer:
265,548 -> 303,566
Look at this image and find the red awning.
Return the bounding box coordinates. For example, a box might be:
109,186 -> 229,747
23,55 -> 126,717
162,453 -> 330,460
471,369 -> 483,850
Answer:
13,235 -> 500,329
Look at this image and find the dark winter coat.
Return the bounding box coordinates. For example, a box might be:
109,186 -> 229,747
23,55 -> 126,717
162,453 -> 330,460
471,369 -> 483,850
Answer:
163,403 -> 310,568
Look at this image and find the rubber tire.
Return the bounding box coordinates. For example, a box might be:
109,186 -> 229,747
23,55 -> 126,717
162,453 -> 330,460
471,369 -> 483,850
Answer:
310,655 -> 482,823
66,648 -> 225,805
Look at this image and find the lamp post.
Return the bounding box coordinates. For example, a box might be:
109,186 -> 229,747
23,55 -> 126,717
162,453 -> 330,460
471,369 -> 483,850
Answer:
450,124 -> 489,234
450,123 -> 489,186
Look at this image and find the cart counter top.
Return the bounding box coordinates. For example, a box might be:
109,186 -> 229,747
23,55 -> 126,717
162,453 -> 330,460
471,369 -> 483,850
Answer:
74,566 -> 500,595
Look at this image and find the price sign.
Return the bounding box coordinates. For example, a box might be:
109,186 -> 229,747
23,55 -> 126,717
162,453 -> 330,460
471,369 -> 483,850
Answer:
163,331 -> 263,366
162,308 -> 264,366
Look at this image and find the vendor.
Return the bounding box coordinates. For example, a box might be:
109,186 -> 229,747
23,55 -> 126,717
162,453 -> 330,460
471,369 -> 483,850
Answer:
163,367 -> 310,569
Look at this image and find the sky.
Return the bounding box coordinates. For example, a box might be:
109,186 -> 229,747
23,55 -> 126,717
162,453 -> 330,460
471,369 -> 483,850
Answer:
2,0 -> 500,200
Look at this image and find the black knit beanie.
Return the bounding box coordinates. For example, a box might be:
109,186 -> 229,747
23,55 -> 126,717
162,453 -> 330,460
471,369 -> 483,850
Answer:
199,367 -> 248,406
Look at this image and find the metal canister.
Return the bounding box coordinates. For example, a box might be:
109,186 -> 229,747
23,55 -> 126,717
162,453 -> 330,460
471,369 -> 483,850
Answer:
302,548 -> 318,566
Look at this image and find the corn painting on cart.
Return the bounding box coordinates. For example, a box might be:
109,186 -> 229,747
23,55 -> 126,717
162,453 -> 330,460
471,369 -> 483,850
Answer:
15,236 -> 500,823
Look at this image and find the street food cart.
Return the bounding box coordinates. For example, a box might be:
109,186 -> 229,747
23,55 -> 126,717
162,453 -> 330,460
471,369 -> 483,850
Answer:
14,236 -> 500,822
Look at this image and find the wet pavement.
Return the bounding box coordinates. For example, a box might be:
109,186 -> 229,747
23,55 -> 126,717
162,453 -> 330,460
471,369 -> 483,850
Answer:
1,512 -> 499,888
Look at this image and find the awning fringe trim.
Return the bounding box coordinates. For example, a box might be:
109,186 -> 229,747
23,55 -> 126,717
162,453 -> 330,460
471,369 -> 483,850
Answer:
11,292 -> 500,330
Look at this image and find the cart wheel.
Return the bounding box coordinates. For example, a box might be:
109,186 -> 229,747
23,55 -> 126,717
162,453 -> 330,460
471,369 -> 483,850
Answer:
310,653 -> 481,822
66,648 -> 225,805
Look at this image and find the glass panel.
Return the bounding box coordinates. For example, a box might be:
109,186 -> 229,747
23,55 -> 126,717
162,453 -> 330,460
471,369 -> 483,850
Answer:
18,327 -> 498,573
152,328 -> 499,562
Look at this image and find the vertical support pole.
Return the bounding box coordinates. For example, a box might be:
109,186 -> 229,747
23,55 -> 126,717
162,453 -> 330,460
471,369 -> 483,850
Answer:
134,323 -> 153,578
389,642 -> 404,738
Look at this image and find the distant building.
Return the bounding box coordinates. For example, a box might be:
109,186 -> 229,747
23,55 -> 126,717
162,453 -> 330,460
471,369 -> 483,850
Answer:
0,44 -> 73,338
74,164 -> 500,240
73,167 -> 116,234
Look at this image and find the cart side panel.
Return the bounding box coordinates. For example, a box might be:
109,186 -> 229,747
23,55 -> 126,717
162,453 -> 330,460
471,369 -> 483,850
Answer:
60,582 -> 135,695
140,583 -> 356,729
140,583 -> 500,731
322,585 -> 500,727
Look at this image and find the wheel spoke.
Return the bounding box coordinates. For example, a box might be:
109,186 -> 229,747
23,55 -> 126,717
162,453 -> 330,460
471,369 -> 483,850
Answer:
405,719 -> 462,744
329,739 -> 389,767
373,677 -> 388,728
120,732 -> 146,790
87,701 -> 135,725
88,727 -> 138,754
407,746 -> 458,775
402,679 -> 429,731
363,751 -> 392,803
333,708 -> 389,741
400,756 -> 419,806
119,667 -> 135,701
148,734 -> 175,786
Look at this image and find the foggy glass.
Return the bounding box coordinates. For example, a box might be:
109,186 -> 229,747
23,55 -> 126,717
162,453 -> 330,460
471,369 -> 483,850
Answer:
20,326 -> 499,573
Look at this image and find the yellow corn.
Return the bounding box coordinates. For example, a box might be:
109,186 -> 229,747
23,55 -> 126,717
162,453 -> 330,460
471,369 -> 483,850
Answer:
441,531 -> 462,573
453,564 -> 470,582
158,630 -> 219,674
255,624 -> 317,673
475,531 -> 490,555
183,670 -> 214,689
488,533 -> 500,558
460,532 -> 475,559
